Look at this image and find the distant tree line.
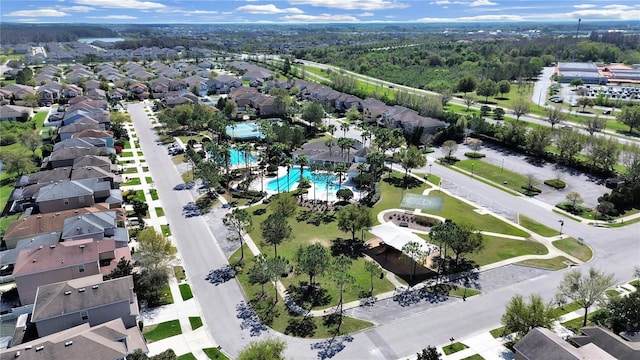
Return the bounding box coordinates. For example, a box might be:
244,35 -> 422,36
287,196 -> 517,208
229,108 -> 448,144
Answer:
0,24 -> 115,43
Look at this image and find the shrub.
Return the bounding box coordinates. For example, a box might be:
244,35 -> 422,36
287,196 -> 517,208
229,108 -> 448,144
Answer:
544,179 -> 566,189
366,182 -> 381,205
0,134 -> 17,146
414,215 -> 441,227
464,152 -> 486,158
440,156 -> 460,164
521,186 -> 542,196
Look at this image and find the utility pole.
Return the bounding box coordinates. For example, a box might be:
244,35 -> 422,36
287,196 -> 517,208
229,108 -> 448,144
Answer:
572,18 -> 582,61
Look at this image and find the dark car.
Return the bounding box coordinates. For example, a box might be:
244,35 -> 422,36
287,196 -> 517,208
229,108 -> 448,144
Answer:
602,109 -> 612,115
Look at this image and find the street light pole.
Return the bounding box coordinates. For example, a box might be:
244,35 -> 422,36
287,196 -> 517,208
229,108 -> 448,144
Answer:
501,158 -> 504,174
558,220 -> 564,237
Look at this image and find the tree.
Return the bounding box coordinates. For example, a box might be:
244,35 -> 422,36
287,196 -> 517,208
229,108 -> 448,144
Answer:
512,99 -> 530,121
617,105 -> 640,133
578,97 -> 595,112
566,191 -> 584,211
331,255 -> 355,321
0,150 -> 35,178
295,243 -> 331,286
393,145 -> 427,182
457,75 -> 477,95
105,257 -> 133,280
555,129 -> 586,161
248,254 -> 271,297
584,115 -> 606,135
345,107 -> 362,124
570,78 -> 584,88
501,294 -> 557,340
447,223 -> 484,265
137,228 -> 177,272
270,193 -> 297,218
131,198 -> 149,218
401,241 -> 427,281
416,346 -> 442,360
266,256 -> 288,304
525,126 -> 553,157
336,204 -> 372,242
556,267 -> 616,326
364,260 -> 382,294
441,140 -> 458,160
634,265 -> 640,283
260,214 -> 292,258
546,107 -> 566,129
476,79 -> 498,102
497,80 -> 511,98
223,208 -> 253,263
586,136 -> 620,172
599,290 -> 640,334
19,131 -> 41,154
464,95 -> 475,111
295,154 -> 308,183
492,107 -> 505,121
23,93 -> 40,108
237,338 -> 286,360
301,101 -> 324,126
336,188 -> 354,202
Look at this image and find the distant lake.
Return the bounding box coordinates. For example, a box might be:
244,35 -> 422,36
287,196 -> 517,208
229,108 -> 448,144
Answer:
78,38 -> 124,44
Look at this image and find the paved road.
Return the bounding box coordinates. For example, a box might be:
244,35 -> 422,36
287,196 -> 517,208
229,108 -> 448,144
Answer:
130,103 -> 640,359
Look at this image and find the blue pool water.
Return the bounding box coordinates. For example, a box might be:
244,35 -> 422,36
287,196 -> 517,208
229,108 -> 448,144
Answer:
209,149 -> 256,167
266,167 -> 340,192
226,122 -> 264,139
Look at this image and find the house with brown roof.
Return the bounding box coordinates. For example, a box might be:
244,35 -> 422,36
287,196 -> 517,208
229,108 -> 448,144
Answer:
72,155 -> 118,173
380,105 -> 447,144
0,84 -> 36,100
362,97 -> 388,123
44,146 -> 107,169
230,87 -> 259,109
2,206 -> 123,249
31,275 -> 139,336
12,239 -> 127,305
2,318 -> 147,360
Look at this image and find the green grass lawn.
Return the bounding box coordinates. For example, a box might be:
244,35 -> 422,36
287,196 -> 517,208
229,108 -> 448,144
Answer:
518,215 -> 559,237
150,189 -> 159,200
231,247 -> 374,338
143,320 -> 182,341
453,159 -> 533,196
630,280 -> 640,287
120,151 -> 134,157
461,354 -> 485,360
124,141 -> 132,150
203,348 -> 229,360
517,256 -> 573,270
174,265 -> 186,282
142,166 -> 149,172
442,342 -> 468,355
145,176 -> 153,184
561,309 -> 605,333
0,213 -> 21,237
157,283 -> 174,306
490,326 -> 506,338
552,238 -> 593,262
554,301 -> 583,316
155,207 -> 165,217
161,224 -> 172,236
176,353 -> 197,360
465,236 -> 548,266
122,177 -> 141,186
179,283 -> 193,301
123,167 -> 138,174
189,316 -> 203,330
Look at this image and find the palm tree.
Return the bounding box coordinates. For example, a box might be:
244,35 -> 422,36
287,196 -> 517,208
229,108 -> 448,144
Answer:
310,163 -> 321,204
327,124 -> 336,136
340,122 -> 350,137
238,142 -> 253,178
334,163 -> 347,189
361,126 -> 372,147
296,154 -> 308,184
323,162 -> 334,204
282,157 -> 293,192
366,151 -> 384,188
324,139 -> 335,159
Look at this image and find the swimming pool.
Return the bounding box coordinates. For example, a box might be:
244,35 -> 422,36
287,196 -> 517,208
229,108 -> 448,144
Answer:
226,122 -> 264,139
266,167 -> 339,192
209,149 -> 256,167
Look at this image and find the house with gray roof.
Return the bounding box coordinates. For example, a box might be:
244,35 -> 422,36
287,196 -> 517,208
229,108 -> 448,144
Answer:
0,104 -> 34,121
380,105 -> 447,144
71,129 -> 115,147
15,168 -> 72,188
72,155 -> 117,173
209,74 -> 242,94
2,318 -> 147,360
58,119 -> 102,141
31,275 -> 138,337
71,166 -> 122,188
53,138 -> 108,152
44,146 -> 108,169
61,211 -> 127,244
35,180 -> 96,213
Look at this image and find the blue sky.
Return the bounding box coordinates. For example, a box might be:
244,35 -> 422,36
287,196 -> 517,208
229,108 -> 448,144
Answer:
2,1 -> 640,23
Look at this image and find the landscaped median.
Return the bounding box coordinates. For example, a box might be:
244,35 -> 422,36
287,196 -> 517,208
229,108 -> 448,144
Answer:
143,319 -> 182,342
449,159 -> 537,196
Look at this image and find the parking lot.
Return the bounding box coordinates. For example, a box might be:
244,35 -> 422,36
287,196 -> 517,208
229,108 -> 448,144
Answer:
559,83 -> 640,110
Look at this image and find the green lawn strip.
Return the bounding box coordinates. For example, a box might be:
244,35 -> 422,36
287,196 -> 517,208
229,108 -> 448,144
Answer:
552,238 -> 592,262
630,280 -> 640,287
174,266 -> 186,282
607,216 -> 640,228
518,215 -> 559,237
176,353 -> 197,360
189,316 -> 203,330
122,177 -> 142,186
606,289 -> 620,299
155,207 -> 165,217
447,286 -> 481,298
150,189 -> 159,200
465,235 -> 548,266
453,159 -> 533,195
554,301 -> 583,317
124,141 -> 132,150
517,256 -> 573,271
461,354 -> 485,360
161,224 -> 172,236
424,173 -> 441,186
442,342 -> 469,355
142,166 -> 149,172
137,151 -> 144,157
231,246 -> 373,338
489,326 -> 506,338
158,283 -> 174,306
561,309 -> 606,333
553,208 -> 583,222
373,173 -> 527,237
145,176 -> 153,184
179,283 -> 194,301
203,347 -> 229,360
123,167 -> 138,174
120,151 -> 134,157
143,320 -> 182,341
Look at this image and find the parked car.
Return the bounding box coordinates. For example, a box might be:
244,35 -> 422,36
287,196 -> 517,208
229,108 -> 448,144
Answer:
602,109 -> 612,115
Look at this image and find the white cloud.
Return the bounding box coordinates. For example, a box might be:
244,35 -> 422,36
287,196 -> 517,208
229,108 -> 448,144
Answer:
360,12 -> 374,17
281,13 -> 359,22
236,4 -> 303,14
470,0 -> 497,6
417,14 -> 523,21
563,8 -> 640,20
573,4 -> 596,9
88,15 -> 138,19
180,10 -> 219,15
6,9 -> 69,17
74,0 -> 165,10
61,6 -> 94,12
603,4 -> 634,10
288,0 -> 408,11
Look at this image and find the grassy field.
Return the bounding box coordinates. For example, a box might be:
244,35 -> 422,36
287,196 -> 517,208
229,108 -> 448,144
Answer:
189,316 -> 203,330
518,215 -> 559,237
179,283 -> 193,300
552,238 -> 593,262
453,159 -> 534,196
143,320 -> 182,341
517,256 -> 573,270
465,236 -> 548,266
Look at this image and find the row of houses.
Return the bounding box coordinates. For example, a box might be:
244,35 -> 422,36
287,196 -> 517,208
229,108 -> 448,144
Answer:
0,80 -> 145,357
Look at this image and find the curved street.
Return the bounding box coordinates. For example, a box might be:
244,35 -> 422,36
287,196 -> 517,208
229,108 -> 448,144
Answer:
129,101 -> 640,359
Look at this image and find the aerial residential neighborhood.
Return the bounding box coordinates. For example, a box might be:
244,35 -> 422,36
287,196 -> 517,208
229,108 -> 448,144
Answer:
1,4 -> 640,360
